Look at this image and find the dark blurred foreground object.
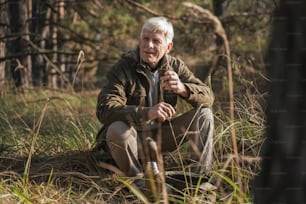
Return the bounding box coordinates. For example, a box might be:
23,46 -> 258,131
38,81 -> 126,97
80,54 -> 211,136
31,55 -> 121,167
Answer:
254,0 -> 306,203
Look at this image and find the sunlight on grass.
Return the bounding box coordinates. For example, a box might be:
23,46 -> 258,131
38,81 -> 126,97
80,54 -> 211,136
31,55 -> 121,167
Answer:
0,86 -> 265,203
0,89 -> 99,156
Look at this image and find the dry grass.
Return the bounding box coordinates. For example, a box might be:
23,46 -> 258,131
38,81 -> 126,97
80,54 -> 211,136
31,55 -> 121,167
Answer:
0,86 -> 265,203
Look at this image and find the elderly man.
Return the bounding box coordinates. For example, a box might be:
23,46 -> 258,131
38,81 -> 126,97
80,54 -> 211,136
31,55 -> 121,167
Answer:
95,16 -> 214,188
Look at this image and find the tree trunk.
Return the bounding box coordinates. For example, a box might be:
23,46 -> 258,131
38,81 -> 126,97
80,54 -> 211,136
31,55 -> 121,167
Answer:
254,0 -> 306,203
208,0 -> 225,83
0,0 -> 7,93
48,3 -> 58,89
31,0 -> 50,87
7,0 -> 32,88
213,0 -> 224,16
57,0 -> 67,89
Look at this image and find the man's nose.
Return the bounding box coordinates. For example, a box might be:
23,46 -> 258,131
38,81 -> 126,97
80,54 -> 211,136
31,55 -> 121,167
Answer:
146,40 -> 154,48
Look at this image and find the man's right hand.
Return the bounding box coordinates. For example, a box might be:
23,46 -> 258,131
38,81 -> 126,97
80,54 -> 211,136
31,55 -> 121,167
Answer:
147,102 -> 176,122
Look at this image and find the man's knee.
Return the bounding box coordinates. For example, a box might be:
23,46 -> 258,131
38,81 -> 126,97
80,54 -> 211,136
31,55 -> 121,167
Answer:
199,107 -> 214,122
198,107 -> 214,140
106,121 -> 136,144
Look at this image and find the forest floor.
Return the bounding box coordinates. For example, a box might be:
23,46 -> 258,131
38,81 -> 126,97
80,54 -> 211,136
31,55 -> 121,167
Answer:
0,87 -> 265,203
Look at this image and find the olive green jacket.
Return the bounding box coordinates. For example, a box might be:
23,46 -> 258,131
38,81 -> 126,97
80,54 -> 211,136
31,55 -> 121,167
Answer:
96,48 -> 214,128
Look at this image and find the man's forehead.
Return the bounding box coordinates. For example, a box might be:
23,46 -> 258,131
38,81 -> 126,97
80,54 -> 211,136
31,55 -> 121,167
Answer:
142,28 -> 165,38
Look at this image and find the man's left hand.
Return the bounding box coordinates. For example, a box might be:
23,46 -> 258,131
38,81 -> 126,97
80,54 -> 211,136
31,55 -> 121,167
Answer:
160,71 -> 189,98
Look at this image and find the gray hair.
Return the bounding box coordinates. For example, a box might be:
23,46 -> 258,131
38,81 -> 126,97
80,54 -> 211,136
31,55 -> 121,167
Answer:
140,16 -> 174,44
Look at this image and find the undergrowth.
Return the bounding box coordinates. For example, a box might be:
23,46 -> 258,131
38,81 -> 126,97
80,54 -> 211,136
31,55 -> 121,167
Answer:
0,86 -> 265,203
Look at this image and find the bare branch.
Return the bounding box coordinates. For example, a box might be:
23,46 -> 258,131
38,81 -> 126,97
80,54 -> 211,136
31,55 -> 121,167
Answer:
125,0 -> 179,20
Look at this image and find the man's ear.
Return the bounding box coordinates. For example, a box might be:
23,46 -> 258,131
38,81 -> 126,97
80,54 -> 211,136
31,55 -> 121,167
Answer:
166,42 -> 173,53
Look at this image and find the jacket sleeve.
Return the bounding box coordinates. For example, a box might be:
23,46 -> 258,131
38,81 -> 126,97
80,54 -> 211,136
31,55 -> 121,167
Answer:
175,58 -> 214,108
96,61 -> 150,127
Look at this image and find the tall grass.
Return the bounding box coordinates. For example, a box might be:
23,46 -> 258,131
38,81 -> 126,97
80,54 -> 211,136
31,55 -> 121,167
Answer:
212,88 -> 265,203
0,89 -> 98,155
0,85 -> 265,203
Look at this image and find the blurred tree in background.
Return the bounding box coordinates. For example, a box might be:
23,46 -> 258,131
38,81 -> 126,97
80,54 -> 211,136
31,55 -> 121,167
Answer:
0,0 -> 277,94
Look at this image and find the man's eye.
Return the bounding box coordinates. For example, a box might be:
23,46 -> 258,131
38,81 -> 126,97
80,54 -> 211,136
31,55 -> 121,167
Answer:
154,40 -> 161,44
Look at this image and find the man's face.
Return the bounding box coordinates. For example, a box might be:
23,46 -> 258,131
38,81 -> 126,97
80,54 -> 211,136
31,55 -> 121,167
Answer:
139,29 -> 172,68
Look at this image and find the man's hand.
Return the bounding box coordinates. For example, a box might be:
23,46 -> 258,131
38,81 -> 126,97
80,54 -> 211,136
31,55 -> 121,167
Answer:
148,102 -> 176,121
160,71 -> 189,98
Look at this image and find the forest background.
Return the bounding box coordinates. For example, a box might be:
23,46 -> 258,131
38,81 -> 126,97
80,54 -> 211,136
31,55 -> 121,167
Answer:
0,0 -> 276,203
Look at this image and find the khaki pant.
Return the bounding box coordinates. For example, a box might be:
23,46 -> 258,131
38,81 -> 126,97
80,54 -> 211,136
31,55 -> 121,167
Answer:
101,107 -> 214,176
